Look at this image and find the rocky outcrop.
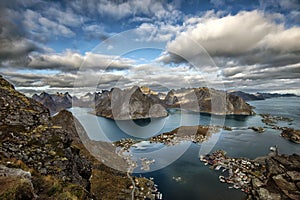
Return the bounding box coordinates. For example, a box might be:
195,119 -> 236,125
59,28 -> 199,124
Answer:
0,165 -> 36,199
0,76 -> 93,198
251,154 -> 300,200
281,128 -> 300,144
202,149 -> 300,200
249,126 -> 265,133
95,86 -> 168,120
0,76 -> 159,199
0,76 -> 50,128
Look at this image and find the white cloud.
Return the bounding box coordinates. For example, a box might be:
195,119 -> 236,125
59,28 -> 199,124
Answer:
159,10 -> 300,65
44,7 -> 86,27
70,0 -> 182,22
23,9 -> 75,39
134,22 -> 183,42
26,50 -> 135,72
210,0 -> 225,7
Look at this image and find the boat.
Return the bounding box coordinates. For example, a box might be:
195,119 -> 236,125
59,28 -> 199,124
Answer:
233,184 -> 240,189
219,176 -> 226,183
215,165 -> 222,170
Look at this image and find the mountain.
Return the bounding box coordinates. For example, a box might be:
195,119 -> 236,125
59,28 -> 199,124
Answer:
256,92 -> 298,99
164,89 -> 179,106
95,86 -> 168,120
32,86 -> 255,120
220,90 -> 298,102
32,92 -> 73,115
228,91 -> 265,101
94,86 -> 253,119
164,87 -> 254,115
0,75 -> 158,199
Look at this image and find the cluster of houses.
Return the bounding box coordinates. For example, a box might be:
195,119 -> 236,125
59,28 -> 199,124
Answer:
200,150 -> 266,194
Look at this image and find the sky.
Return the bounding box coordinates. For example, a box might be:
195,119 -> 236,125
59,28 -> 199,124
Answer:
1,0 -> 300,96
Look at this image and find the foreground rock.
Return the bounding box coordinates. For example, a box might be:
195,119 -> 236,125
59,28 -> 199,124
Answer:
0,165 -> 36,199
201,150 -> 300,200
95,86 -> 168,120
0,76 -> 92,198
0,76 -> 160,199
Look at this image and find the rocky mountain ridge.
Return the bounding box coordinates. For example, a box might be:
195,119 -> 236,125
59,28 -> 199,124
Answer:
32,92 -> 73,115
229,90 -> 298,101
0,75 -> 159,199
33,87 -> 297,120
32,88 -> 298,117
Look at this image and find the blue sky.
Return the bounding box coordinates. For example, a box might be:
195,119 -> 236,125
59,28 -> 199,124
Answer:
0,0 -> 300,95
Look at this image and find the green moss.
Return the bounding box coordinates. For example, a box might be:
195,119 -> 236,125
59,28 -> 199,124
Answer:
0,177 -> 35,200
48,135 -> 62,145
54,147 -> 65,157
47,181 -> 62,196
66,184 -> 86,199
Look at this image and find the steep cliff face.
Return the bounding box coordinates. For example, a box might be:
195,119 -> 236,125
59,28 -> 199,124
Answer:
164,89 -> 179,106
164,87 -> 254,115
226,92 -> 254,115
95,86 -> 168,120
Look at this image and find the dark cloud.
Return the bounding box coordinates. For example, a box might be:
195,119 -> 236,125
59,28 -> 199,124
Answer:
0,6 -> 40,62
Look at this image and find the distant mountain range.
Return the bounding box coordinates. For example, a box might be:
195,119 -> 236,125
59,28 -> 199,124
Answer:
32,89 -> 297,116
32,92 -> 73,115
32,88 -> 297,119
32,86 -> 261,119
228,91 -> 298,101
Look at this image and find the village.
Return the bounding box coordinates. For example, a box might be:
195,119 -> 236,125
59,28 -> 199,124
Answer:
200,150 -> 267,194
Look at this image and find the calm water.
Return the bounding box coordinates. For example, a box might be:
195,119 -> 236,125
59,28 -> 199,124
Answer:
70,97 -> 300,200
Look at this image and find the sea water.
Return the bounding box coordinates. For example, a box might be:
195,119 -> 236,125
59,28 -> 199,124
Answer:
70,97 -> 300,200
